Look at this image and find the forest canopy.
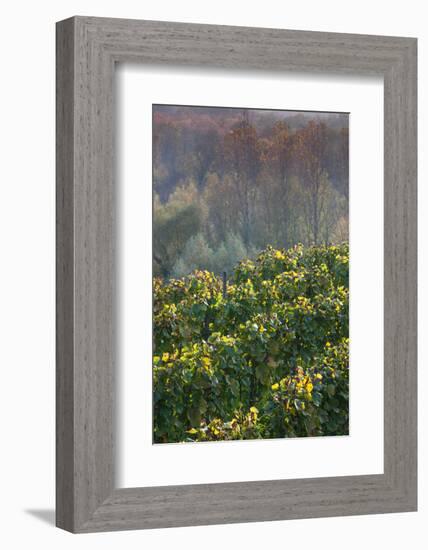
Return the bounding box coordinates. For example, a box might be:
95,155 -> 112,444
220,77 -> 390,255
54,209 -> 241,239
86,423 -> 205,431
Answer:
153,105 -> 349,279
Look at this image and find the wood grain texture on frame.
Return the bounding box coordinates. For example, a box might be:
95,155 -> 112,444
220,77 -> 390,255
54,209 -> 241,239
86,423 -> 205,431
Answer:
56,16 -> 417,533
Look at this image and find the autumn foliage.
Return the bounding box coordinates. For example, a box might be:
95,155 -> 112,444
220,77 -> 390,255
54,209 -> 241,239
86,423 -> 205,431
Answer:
153,242 -> 349,443
153,106 -> 349,279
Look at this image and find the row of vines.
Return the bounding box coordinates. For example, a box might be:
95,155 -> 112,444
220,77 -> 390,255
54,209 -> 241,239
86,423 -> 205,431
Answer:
153,243 -> 349,443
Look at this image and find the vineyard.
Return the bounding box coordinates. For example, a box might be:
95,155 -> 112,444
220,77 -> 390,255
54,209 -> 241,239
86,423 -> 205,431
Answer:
153,242 -> 349,443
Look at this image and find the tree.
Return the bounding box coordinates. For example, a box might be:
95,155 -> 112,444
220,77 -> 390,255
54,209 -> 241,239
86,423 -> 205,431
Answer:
153,184 -> 203,277
292,121 -> 330,244
325,126 -> 349,199
203,172 -> 240,245
153,107 -> 349,270
172,233 -> 214,277
259,121 -> 294,247
153,122 -> 185,201
223,114 -> 261,247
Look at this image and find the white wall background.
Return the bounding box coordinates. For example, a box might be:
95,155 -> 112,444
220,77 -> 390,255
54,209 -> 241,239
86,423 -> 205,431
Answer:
0,1 -> 424,548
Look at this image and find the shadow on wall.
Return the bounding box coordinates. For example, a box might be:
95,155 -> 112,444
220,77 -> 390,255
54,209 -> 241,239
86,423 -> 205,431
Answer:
25,509 -> 55,526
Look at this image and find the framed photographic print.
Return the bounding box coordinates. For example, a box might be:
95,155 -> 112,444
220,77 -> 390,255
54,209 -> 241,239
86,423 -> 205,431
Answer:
150,103 -> 350,445
56,16 -> 417,532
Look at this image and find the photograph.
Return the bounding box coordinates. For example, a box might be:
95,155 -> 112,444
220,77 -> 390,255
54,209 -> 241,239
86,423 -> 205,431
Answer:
152,104 -> 350,444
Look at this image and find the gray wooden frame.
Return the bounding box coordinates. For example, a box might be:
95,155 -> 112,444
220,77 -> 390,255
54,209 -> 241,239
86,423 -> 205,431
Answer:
56,16 -> 417,533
